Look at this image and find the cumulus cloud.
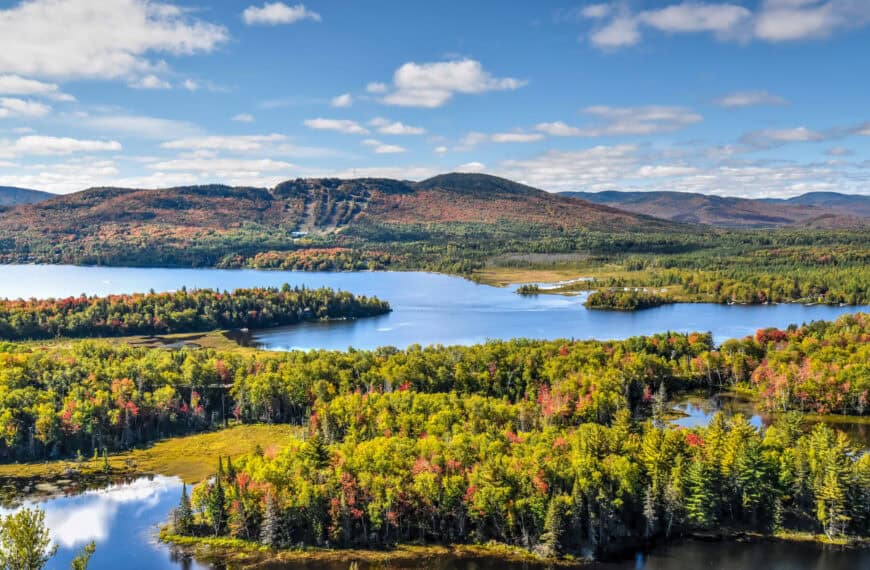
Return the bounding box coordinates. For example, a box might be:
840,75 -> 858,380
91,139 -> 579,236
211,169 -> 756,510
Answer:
243,2 -> 321,25
0,74 -> 74,101
375,59 -> 526,108
369,117 -> 426,135
0,135 -> 121,157
0,97 -> 51,118
713,90 -> 789,107
304,118 -> 369,135
330,93 -> 353,108
362,138 -> 407,154
583,1 -> 870,49
0,0 -> 228,80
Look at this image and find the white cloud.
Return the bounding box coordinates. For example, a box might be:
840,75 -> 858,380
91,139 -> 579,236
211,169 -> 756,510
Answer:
366,82 -> 388,94
0,135 -> 121,157
243,2 -> 321,25
535,121 -> 583,136
490,132 -> 545,143
825,146 -> 853,156
754,0 -> 870,42
636,164 -> 699,177
536,106 -> 701,138
304,118 -> 369,135
232,113 -> 255,123
456,161 -> 486,172
74,113 -> 203,139
378,59 -> 526,108
589,16 -> 641,48
713,90 -> 789,107
181,79 -> 200,91
0,0 -> 228,79
362,138 -> 407,154
330,93 -> 353,108
129,75 -> 171,90
161,134 -> 288,152
740,126 -> 826,147
582,4 -> 611,19
434,145 -> 448,155
585,1 -> 870,49
0,74 -> 74,101
640,3 -> 751,34
0,97 -> 51,118
149,157 -> 294,172
369,117 -> 426,135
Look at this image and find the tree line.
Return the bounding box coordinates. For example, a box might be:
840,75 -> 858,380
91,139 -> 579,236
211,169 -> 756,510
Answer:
0,313 -> 865,462
0,285 -> 390,341
173,402 -> 868,557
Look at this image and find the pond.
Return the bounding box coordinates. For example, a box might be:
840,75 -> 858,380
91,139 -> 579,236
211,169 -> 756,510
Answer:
0,265 -> 865,349
2,476 -> 868,570
671,392 -> 870,449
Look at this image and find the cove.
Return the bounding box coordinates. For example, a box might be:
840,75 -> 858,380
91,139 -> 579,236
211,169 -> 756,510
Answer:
0,265 -> 865,349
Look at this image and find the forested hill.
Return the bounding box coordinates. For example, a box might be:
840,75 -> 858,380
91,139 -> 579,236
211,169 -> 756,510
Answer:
762,191 -> 870,218
561,189 -> 868,228
0,186 -> 54,206
0,173 -> 691,267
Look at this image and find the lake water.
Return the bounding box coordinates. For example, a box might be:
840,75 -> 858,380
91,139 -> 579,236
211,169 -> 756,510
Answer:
3,475 -> 868,570
0,265 -> 865,349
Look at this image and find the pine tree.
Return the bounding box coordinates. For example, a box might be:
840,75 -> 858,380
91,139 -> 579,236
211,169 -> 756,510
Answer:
539,495 -> 571,557
206,458 -> 227,536
173,484 -> 194,535
686,460 -> 716,528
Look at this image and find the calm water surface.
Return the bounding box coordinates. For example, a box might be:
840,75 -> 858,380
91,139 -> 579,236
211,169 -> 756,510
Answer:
0,265 -> 865,349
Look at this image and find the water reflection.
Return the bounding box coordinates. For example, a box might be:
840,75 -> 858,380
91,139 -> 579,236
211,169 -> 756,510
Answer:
670,392 -> 870,449
1,476 -> 210,570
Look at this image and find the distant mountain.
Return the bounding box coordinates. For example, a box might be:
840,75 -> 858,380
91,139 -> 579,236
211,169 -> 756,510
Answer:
0,173 -> 687,265
0,186 -> 54,206
561,190 -> 867,229
761,192 -> 870,218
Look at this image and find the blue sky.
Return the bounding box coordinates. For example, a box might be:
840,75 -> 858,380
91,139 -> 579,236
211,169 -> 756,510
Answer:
0,0 -> 868,196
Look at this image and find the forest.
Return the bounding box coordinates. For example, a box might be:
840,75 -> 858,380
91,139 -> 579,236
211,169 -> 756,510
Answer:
171,407 -> 868,557
0,285 -> 389,340
584,290 -> 674,311
0,313 -> 865,463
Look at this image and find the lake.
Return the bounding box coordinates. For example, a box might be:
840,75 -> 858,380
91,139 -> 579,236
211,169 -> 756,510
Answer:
2,475 -> 868,570
0,265 -> 865,349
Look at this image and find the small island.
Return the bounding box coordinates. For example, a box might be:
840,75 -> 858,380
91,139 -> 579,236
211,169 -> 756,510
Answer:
516,284 -> 542,295
0,285 -> 390,341
585,289 -> 674,311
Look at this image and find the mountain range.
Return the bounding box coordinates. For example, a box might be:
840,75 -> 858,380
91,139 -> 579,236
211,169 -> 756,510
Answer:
560,190 -> 869,228
0,186 -> 55,206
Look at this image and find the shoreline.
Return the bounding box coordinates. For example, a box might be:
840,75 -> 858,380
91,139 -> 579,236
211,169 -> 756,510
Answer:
159,528 -> 870,568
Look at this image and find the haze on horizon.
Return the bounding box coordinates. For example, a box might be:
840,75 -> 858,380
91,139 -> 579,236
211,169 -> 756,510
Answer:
0,0 -> 868,198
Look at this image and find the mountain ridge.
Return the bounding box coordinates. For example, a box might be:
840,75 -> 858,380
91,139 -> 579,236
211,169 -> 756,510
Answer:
560,189 -> 868,228
0,186 -> 55,206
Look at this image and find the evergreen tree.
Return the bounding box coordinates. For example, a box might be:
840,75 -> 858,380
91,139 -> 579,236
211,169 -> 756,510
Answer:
173,484 -> 194,535
206,458 -> 227,536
